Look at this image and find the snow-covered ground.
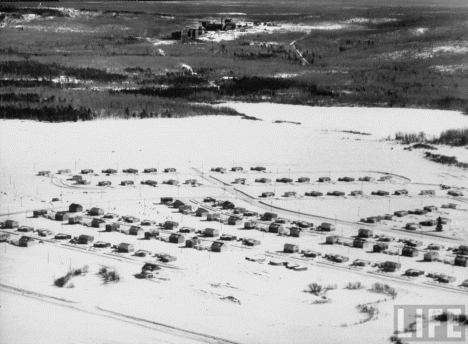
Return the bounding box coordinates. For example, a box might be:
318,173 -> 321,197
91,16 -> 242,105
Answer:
1,103 -> 467,344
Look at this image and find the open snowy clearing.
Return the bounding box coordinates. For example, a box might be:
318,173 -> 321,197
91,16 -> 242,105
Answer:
1,103 -> 467,344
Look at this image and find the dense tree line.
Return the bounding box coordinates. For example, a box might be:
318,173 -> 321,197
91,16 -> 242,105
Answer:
0,105 -> 94,122
396,128 -> 467,146
0,93 -> 55,103
0,6 -> 62,17
0,61 -> 126,82
424,152 -> 468,169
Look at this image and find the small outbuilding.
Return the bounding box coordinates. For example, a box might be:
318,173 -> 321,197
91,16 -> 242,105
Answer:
55,212 -> 69,221
402,246 -> 419,257
319,222 -> 336,232
211,241 -> 228,252
284,243 -> 299,253
424,251 -> 439,262
78,234 -> 94,244
358,228 -> 373,238
118,243 -> 135,253
19,236 -> 36,247
89,207 -> 104,216
169,233 -> 185,244
4,220 -> 19,229
268,223 -> 286,234
204,228 -> 219,237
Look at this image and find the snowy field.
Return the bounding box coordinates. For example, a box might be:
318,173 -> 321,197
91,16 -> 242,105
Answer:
1,103 -> 467,344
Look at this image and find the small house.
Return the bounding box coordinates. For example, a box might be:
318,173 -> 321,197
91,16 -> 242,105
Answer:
18,226 -> 34,233
327,190 -> 345,196
423,205 -> 438,212
184,179 -> 198,185
160,255 -> 177,263
118,243 -> 135,253
383,214 -> 395,220
122,216 -> 140,223
169,233 -> 185,244
106,223 -> 120,232
231,166 -> 243,172
211,241 -> 228,252
441,203 -> 459,209
220,234 -> 237,241
275,218 -> 290,224
268,223 -> 285,234
458,245 -> 468,255
33,209 -> 48,217
424,251 -> 439,262
284,243 -> 299,253
211,167 -> 226,173
142,180 -> 158,186
68,216 -> 83,224
204,228 -> 219,237
371,190 -> 390,196
143,168 -> 157,173
91,218 -> 106,228
405,223 -> 418,231
394,210 -> 408,217
419,190 -> 435,196
144,230 -> 158,239
255,178 -> 272,183
54,233 -> 72,240
305,191 -> 323,197
318,177 -> 331,182
250,166 -> 266,171
233,178 -> 246,184
405,269 -> 425,277
338,177 -> 355,182
454,256 -> 468,267
164,168 -> 177,173
448,190 -> 463,197
142,263 -> 160,273
78,234 -> 94,244
228,216 -> 243,226
283,191 -> 297,198
134,250 -> 151,257
19,236 -> 36,247
89,207 -> 104,216
243,238 -> 261,246
186,238 -> 202,248
70,175 -> 83,181
319,222 -> 336,232
420,219 -> 437,227
69,203 -> 84,213
179,227 -> 195,233
222,201 -> 235,209
102,169 -> 117,174
350,191 -> 363,196
359,176 -> 375,182
160,197 -> 174,204
94,241 -> 111,248
244,221 -> 257,229
37,170 -> 51,176
123,168 -> 138,174
55,212 -> 69,221
58,169 -> 71,174
326,235 -> 339,244
172,200 -> 185,209
121,180 -> 134,186
402,246 -> 419,257
353,239 -> 370,249
263,212 -> 278,221
290,227 -> 302,237
373,243 -> 388,252
413,209 -> 428,215
195,208 -> 209,218
178,205 -> 192,213
394,189 -> 409,196
129,226 -> 144,236
358,228 -> 373,238
381,261 -> 401,272
276,177 -> 293,183
163,221 -> 179,230
80,169 -> 94,174
438,275 -> 456,283
203,197 -> 216,203
98,181 -> 112,186
140,220 -> 156,226
297,177 -> 310,183
330,255 -> 349,263
261,191 -> 275,198
4,220 -> 19,229
164,179 -> 179,186
206,213 -> 221,222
